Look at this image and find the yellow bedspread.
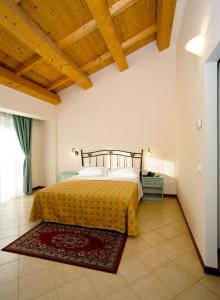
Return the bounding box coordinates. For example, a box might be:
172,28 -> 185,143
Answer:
30,180 -> 139,236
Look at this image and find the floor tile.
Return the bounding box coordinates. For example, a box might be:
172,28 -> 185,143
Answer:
49,263 -> 85,288
126,236 -> 151,254
0,227 -> 20,240
0,236 -> 18,265
137,247 -> 170,270
131,273 -> 175,300
175,282 -> 219,300
138,222 -> 151,234
118,256 -> 151,283
19,256 -> 53,278
0,247 -> 18,266
120,245 -> 133,260
153,262 -> 197,294
57,276 -> 98,300
142,230 -> 166,246
199,274 -> 220,297
0,279 -> 18,300
87,269 -> 127,297
142,217 -> 168,230
171,233 -> 194,251
104,285 -> 139,300
170,220 -> 188,234
174,250 -> 205,279
0,261 -> 18,286
33,289 -> 59,300
19,268 -> 56,300
0,196 -> 207,300
155,240 -> 187,260
156,224 -> 180,239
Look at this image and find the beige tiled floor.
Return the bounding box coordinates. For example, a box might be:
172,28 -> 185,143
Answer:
0,196 -> 220,300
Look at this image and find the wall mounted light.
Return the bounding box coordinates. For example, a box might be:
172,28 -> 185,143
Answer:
185,34 -> 205,56
70,147 -> 79,157
146,147 -> 152,157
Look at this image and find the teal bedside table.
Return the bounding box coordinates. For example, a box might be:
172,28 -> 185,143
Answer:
141,175 -> 164,200
58,171 -> 78,182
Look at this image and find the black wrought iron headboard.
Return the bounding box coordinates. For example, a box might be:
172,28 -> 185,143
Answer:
81,149 -> 144,177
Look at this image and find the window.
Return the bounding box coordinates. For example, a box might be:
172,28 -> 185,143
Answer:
0,112 -> 24,204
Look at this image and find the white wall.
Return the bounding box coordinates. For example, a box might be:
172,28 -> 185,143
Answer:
0,85 -> 58,186
58,43 -> 177,173
176,0 -> 220,268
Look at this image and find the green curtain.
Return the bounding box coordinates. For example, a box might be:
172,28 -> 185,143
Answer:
13,115 -> 32,195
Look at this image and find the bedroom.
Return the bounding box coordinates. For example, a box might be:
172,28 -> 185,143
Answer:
0,0 -> 220,299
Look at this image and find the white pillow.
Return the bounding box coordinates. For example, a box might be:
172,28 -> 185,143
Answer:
78,167 -> 107,176
108,167 -> 139,178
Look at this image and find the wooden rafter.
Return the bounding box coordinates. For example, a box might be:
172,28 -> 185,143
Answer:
156,0 -> 176,51
47,76 -> 70,91
0,0 -> 92,89
16,56 -> 41,75
121,24 -> 157,49
58,0 -> 138,49
85,0 -> 128,71
16,0 -> 137,76
49,24 -> 157,91
0,65 -> 60,105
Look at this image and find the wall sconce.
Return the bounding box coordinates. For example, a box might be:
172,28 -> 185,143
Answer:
70,147 -> 79,157
185,34 -> 205,56
146,147 -> 152,157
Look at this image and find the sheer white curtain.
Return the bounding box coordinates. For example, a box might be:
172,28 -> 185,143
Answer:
0,112 -> 24,204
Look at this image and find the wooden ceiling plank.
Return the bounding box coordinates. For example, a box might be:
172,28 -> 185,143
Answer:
156,0 -> 176,51
82,52 -> 112,72
110,0 -> 138,17
47,76 -> 70,91
83,24 -> 157,72
51,23 -> 157,90
16,55 -> 42,75
0,0 -> 92,89
122,24 -> 157,49
16,0 -> 137,76
58,19 -> 97,50
0,64 -> 61,105
58,0 -> 138,49
85,0 -> 128,71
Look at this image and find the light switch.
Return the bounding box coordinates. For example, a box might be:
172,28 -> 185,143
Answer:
198,164 -> 203,172
196,118 -> 202,129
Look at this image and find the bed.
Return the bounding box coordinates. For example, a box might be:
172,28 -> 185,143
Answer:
30,149 -> 143,236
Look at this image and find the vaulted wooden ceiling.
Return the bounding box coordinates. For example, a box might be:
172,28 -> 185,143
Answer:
0,0 -> 176,105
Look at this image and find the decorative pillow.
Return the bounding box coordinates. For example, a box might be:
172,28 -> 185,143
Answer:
108,167 -> 139,178
77,167 -> 107,176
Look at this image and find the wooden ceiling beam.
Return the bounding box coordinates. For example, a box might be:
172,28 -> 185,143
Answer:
58,0 -> 138,49
16,0 -> 137,76
0,65 -> 61,105
83,24 -> 157,72
0,0 -> 92,89
156,0 -> 176,51
47,76 -> 70,91
16,56 -> 41,75
50,24 -> 157,91
85,0 -> 128,71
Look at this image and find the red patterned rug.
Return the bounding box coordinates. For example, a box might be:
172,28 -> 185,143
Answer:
2,222 -> 127,273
